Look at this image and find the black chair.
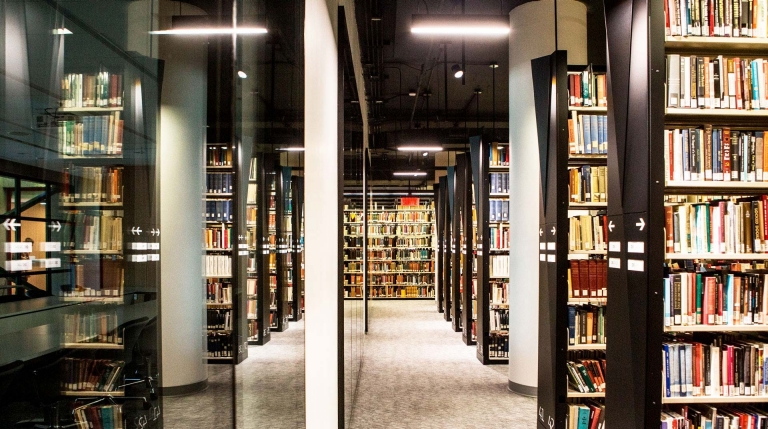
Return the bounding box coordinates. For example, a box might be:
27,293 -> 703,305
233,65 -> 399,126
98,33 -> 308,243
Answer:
119,317 -> 149,369
12,350 -> 70,428
134,317 -> 157,378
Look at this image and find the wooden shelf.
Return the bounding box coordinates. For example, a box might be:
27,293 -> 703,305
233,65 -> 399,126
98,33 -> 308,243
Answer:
568,106 -> 608,112
61,250 -> 121,255
664,324 -> 768,332
666,107 -> 768,117
568,298 -> 607,305
568,343 -> 606,351
665,253 -> 768,260
58,106 -> 124,112
60,202 -> 123,208
489,193 -> 508,198
569,202 -> 608,208
567,391 -> 605,398
662,395 -> 768,404
62,343 -> 123,350
665,36 -> 768,52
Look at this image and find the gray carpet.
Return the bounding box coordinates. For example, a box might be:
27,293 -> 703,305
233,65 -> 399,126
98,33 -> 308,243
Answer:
348,300 -> 537,429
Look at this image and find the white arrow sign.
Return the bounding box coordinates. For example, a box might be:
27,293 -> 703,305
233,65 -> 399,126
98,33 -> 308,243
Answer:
608,220 -> 615,232
636,218 -> 645,231
539,228 -> 543,237
131,227 -> 143,235
47,221 -> 61,232
3,219 -> 20,231
551,226 -> 556,235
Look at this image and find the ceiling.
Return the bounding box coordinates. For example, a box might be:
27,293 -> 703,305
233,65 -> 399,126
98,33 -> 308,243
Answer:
347,0 -> 512,185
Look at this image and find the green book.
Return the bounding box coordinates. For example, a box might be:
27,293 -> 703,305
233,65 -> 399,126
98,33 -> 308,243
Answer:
696,274 -> 703,324
576,363 -> 597,392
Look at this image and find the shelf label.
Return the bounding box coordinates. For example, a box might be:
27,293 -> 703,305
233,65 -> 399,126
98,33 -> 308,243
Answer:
148,254 -> 160,262
627,241 -> 645,253
239,250 -> 248,256
32,258 -> 61,268
539,253 -> 546,261
608,241 -> 621,252
539,242 -> 545,250
130,242 -> 148,251
5,242 -> 32,253
148,243 -> 160,250
628,259 -> 645,272
547,254 -> 556,263
40,242 -> 61,252
130,255 -> 148,263
5,259 -> 32,271
609,258 -> 621,269
547,242 -> 556,250
239,244 -> 248,249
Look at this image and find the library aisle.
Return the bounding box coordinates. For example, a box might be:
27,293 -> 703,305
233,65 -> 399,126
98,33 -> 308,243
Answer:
349,301 -> 536,429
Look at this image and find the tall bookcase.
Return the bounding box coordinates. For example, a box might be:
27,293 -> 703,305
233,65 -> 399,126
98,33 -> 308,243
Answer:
290,176 -> 305,321
266,161 -> 290,332
246,155 -> 271,345
204,145 -> 244,362
469,138 -> 510,364
598,0 -> 768,425
457,154 -> 476,345
342,200 -> 435,299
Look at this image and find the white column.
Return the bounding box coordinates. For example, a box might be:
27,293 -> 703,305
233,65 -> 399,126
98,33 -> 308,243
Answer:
304,0 -> 339,427
507,0 -> 586,396
159,35 -> 208,393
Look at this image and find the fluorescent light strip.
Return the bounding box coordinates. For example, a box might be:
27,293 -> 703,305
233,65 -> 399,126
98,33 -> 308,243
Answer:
276,147 -> 305,152
393,172 -> 427,177
397,146 -> 443,152
149,27 -> 267,35
53,28 -> 73,35
411,26 -> 509,35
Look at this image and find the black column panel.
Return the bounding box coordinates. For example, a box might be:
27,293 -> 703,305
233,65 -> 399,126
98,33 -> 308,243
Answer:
533,51 -> 569,429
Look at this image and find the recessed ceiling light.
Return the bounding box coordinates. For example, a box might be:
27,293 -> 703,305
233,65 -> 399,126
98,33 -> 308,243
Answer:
237,71 -> 247,79
408,90 -> 417,97
410,15 -> 510,36
398,146 -> 443,152
276,147 -> 304,152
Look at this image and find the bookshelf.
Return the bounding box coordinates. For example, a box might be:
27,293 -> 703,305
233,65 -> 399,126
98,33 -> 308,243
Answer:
290,176 -> 305,321
469,138 -> 510,364
457,155 -> 476,345
268,163 -> 290,332
436,177 -> 447,313
342,201 -> 436,300
245,156 -> 270,345
204,144 -> 238,361
450,160 -> 464,332
440,175 -> 451,321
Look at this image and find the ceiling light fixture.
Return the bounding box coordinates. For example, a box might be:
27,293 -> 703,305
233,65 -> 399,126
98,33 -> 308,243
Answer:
276,147 -> 304,152
393,171 -> 428,177
408,90 -> 417,97
237,71 -> 247,79
53,28 -> 73,35
149,27 -> 267,35
451,64 -> 464,79
397,146 -> 443,152
410,14 -> 510,36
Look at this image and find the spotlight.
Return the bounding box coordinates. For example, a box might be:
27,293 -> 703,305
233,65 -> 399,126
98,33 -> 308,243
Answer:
451,64 -> 464,79
422,152 -> 428,157
408,90 -> 417,97
237,71 -> 247,79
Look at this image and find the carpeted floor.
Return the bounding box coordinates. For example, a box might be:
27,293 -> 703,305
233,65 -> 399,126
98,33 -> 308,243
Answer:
348,300 -> 537,429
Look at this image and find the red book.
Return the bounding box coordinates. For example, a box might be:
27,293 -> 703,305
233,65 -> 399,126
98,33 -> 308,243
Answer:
723,128 -> 731,180
574,74 -> 582,106
705,276 -> 716,324
668,131 -> 675,180
717,280 -> 724,323
762,195 -> 768,241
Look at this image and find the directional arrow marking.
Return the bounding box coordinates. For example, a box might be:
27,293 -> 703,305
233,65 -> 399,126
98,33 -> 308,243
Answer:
539,228 -> 543,237
47,221 -> 62,232
608,221 -> 615,232
551,226 -> 556,235
636,218 -> 645,231
3,219 -> 20,231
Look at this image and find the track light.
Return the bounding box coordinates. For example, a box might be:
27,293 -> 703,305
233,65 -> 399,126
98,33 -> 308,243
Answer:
451,64 -> 464,79
410,14 -> 510,36
398,146 -> 443,152
393,171 -> 428,177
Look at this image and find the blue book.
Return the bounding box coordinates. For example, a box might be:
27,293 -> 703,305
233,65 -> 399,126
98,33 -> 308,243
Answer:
103,406 -> 112,429
583,115 -> 592,154
600,115 -> 607,153
568,306 -> 576,345
589,114 -> 599,153
684,343 -> 692,397
663,343 -> 671,397
752,61 -> 761,109
577,406 -> 590,429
